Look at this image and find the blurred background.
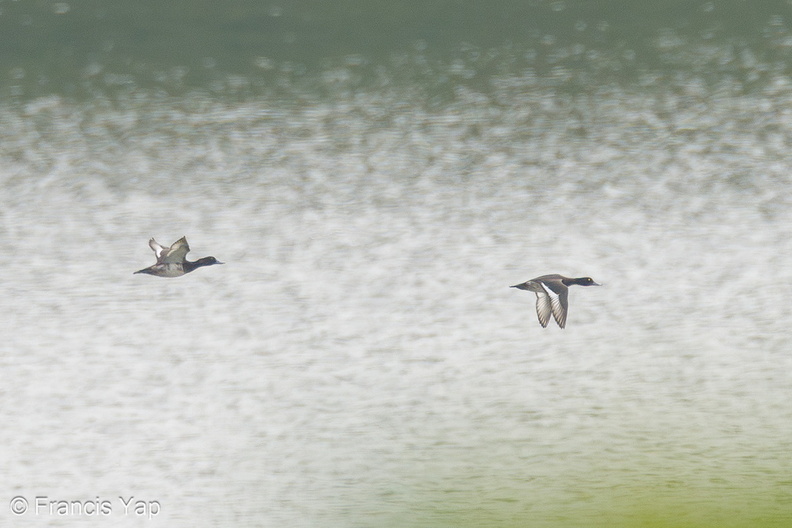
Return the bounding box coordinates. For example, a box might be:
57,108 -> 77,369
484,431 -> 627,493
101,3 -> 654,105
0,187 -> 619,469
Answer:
1,1 -> 791,527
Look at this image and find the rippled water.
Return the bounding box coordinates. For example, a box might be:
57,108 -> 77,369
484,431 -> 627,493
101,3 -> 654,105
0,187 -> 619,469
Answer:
2,2 -> 792,528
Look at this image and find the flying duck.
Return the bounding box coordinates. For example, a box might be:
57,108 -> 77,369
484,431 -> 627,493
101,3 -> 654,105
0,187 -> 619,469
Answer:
134,236 -> 223,277
511,274 -> 600,328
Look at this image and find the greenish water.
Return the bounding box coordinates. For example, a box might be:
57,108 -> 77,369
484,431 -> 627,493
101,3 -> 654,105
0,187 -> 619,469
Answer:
2,0 -> 792,98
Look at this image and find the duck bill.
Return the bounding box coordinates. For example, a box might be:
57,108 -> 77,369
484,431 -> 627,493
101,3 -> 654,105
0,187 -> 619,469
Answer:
592,281 -> 601,286
510,283 -> 529,290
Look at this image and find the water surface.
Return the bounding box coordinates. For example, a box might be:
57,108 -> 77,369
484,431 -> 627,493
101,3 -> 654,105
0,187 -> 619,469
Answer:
2,2 -> 792,527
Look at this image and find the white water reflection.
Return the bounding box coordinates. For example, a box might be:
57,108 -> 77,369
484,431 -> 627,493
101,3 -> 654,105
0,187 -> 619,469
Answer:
2,77 -> 791,527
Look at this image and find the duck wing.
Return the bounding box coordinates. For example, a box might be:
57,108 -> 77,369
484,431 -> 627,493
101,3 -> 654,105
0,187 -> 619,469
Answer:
539,283 -> 568,329
534,291 -> 552,328
550,289 -> 568,328
148,238 -> 168,260
536,282 -> 569,329
159,236 -> 190,263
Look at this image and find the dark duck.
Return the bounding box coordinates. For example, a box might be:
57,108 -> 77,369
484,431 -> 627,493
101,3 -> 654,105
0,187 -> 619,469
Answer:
134,236 -> 223,277
511,274 -> 599,328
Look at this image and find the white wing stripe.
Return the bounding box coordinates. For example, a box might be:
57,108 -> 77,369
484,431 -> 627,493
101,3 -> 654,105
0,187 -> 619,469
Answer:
542,282 -> 567,328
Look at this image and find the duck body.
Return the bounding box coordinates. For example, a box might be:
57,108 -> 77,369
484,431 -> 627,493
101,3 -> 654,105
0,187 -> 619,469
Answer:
134,236 -> 223,278
511,274 -> 599,328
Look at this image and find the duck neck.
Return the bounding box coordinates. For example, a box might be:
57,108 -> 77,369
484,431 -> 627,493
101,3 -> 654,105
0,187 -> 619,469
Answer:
181,259 -> 202,274
183,257 -> 217,273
